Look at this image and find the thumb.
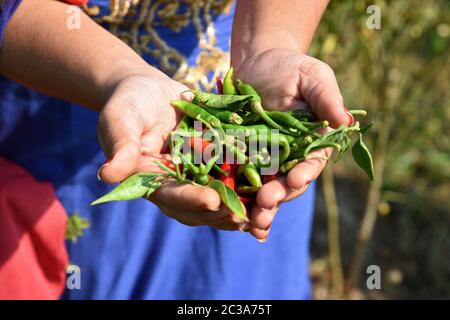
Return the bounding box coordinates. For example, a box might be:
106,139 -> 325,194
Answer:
298,57 -> 354,128
97,112 -> 142,184
99,140 -> 140,184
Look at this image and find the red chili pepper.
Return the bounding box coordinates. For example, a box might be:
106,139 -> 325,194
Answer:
161,159 -> 176,171
262,174 -> 278,184
216,76 -> 223,95
219,163 -> 236,190
239,196 -> 252,205
189,137 -> 211,153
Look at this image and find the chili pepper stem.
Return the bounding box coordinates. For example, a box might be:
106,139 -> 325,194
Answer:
154,160 -> 178,177
344,121 -> 361,133
348,109 -> 367,116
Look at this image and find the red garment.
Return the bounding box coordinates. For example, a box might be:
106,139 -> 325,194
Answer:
60,0 -> 89,5
0,157 -> 68,300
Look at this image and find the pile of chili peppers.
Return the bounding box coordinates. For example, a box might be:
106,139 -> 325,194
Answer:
92,67 -> 374,221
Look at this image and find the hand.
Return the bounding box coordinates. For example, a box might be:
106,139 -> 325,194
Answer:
234,48 -> 353,241
97,73 -> 250,231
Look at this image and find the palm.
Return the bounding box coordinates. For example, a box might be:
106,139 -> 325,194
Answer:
234,48 -> 350,240
97,75 -> 188,175
97,74 -> 250,232
235,48 -> 305,111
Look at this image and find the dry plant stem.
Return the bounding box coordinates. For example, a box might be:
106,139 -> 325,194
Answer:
346,121 -> 389,290
322,164 -> 344,298
347,43 -> 393,289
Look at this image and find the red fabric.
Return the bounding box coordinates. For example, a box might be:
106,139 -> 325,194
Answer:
0,157 -> 68,300
60,0 -> 89,5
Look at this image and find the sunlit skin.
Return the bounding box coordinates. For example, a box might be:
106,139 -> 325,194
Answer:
1,0 -> 351,240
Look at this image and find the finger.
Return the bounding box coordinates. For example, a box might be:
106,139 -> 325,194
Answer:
249,203 -> 280,231
149,180 -> 222,212
298,56 -> 353,128
256,176 -> 290,210
180,90 -> 195,101
99,140 -> 141,184
250,225 -> 271,243
286,147 -> 332,190
212,222 -> 241,231
282,183 -> 310,202
158,203 -> 248,231
140,123 -> 170,155
97,106 -> 143,183
135,155 -> 170,173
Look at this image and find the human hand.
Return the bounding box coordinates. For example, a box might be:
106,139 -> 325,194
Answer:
234,48 -> 353,241
97,73 -> 250,231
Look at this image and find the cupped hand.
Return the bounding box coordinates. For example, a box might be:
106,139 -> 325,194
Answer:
97,74 -> 250,231
234,48 -> 353,241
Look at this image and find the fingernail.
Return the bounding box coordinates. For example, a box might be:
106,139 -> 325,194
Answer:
97,157 -> 112,181
344,108 -> 355,126
205,204 -> 221,212
257,237 -> 268,243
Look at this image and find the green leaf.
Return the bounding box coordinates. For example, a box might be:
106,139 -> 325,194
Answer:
335,134 -> 351,162
208,179 -> 248,222
360,122 -> 374,135
91,173 -> 162,205
65,212 -> 91,243
145,180 -> 162,198
352,133 -> 374,181
303,125 -> 347,157
192,91 -> 252,110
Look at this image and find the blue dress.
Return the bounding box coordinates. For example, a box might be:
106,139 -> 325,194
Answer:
0,0 -> 315,299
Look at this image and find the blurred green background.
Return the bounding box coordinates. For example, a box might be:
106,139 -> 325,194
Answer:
308,0 -> 449,299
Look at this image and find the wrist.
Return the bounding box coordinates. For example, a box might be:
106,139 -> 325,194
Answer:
231,32 -> 305,70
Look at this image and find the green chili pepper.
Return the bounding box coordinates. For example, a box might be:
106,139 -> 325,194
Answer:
300,120 -> 329,130
224,141 -> 248,164
290,109 -> 316,122
222,123 -> 273,137
248,132 -> 291,163
236,185 -> 260,194
266,111 -> 319,136
238,164 -> 262,188
171,100 -> 222,129
213,163 -> 228,176
177,114 -> 191,130
195,174 -> 211,186
240,112 -> 260,125
236,80 -> 261,102
192,91 -> 251,110
202,128 -> 224,174
236,80 -> 294,134
287,146 -> 306,161
204,108 -> 243,125
279,158 -> 302,174
251,101 -> 298,135
179,151 -> 200,176
223,67 -> 236,95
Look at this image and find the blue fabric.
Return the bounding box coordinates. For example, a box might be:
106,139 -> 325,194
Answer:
0,1 -> 315,299
0,0 -> 22,46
